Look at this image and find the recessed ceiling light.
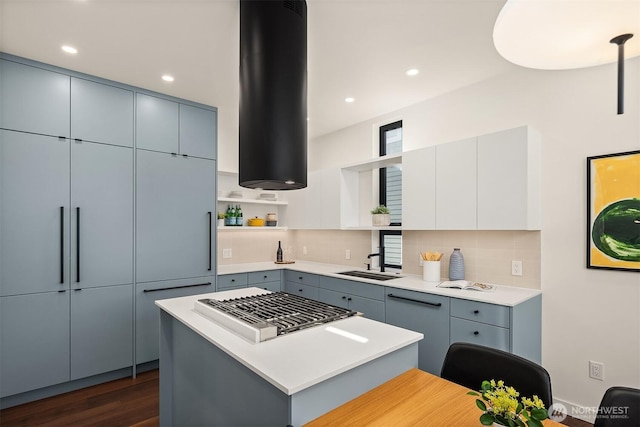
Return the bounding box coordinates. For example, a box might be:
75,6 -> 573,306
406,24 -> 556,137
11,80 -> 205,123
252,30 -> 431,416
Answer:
162,75 -> 175,82
406,68 -> 419,76
61,45 -> 78,54
345,97 -> 355,103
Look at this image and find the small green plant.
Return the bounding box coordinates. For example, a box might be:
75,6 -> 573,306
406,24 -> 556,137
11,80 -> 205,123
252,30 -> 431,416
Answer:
371,205 -> 390,215
468,380 -> 548,427
218,212 -> 226,219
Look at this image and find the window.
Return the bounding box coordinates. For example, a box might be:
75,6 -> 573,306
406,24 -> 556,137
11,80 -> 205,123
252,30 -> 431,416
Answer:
379,121 -> 402,270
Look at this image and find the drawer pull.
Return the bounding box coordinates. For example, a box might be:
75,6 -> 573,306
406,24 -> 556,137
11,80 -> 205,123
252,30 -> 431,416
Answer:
144,282 -> 212,293
231,279 -> 235,282
298,288 -> 303,292
387,294 -> 442,307
473,331 -> 479,335
473,310 -> 479,314
264,275 -> 268,279
298,276 -> 303,280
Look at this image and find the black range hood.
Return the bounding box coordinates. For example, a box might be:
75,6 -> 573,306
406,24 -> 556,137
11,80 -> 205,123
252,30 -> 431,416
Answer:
239,0 -> 307,190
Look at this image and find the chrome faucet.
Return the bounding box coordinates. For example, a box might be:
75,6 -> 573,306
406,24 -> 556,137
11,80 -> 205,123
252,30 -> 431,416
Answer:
367,245 -> 385,272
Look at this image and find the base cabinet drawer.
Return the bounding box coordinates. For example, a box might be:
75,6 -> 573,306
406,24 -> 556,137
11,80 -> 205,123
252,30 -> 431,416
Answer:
257,281 -> 281,292
450,317 -> 510,352
284,281 -> 318,300
217,273 -> 248,290
248,270 -> 281,284
450,298 -> 509,327
285,271 -> 320,286
136,278 -> 213,364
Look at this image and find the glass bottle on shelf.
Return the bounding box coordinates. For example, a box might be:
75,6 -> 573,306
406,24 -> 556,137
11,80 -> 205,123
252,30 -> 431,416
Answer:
236,205 -> 243,226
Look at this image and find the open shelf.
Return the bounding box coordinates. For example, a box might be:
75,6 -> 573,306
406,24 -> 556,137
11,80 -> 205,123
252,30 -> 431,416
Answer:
217,226 -> 288,231
218,197 -> 288,206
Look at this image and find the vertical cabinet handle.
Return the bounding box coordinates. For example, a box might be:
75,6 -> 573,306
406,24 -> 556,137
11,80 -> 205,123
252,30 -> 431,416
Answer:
76,207 -> 80,282
207,212 -> 212,271
60,206 -> 64,284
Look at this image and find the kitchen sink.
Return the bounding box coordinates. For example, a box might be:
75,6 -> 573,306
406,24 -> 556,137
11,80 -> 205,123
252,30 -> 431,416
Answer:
337,270 -> 402,281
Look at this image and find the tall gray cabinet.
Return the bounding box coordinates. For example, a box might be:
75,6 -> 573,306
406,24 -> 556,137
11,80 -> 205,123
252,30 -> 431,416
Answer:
0,54 -> 217,406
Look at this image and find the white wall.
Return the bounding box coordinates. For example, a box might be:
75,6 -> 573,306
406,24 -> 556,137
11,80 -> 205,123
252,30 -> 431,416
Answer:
308,58 -> 640,417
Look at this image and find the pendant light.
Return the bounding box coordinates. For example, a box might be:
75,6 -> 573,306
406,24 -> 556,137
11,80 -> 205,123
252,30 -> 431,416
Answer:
239,0 -> 308,190
493,0 -> 639,115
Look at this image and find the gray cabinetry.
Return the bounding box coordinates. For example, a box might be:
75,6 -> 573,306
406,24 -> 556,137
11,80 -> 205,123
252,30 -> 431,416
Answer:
179,104 -> 217,160
449,295 -> 542,363
385,288 -> 450,375
136,93 -> 216,160
136,278 -> 214,364
0,292 -> 70,398
136,150 -> 216,283
0,59 -> 70,138
0,130 -> 70,296
317,277 -> 385,322
284,271 -> 320,299
217,273 -> 249,291
70,78 -> 134,147
70,284 -> 133,380
71,141 -> 133,289
248,270 -> 282,292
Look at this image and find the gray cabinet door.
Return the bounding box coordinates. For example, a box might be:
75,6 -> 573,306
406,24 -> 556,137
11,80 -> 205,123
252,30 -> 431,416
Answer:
0,131 -> 70,296
284,281 -> 319,300
385,289 -> 450,375
0,292 -> 70,397
136,93 -> 179,153
136,150 -> 216,282
136,278 -> 214,364
348,295 -> 385,323
0,59 -> 70,138
71,78 -> 134,147
71,141 -> 133,289
70,284 -> 133,380
179,104 -> 216,159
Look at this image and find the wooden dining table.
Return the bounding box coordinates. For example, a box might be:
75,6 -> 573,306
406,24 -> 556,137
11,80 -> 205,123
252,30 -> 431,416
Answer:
303,368 -> 564,427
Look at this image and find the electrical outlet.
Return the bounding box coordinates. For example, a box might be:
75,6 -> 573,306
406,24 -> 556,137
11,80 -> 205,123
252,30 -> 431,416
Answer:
511,260 -> 523,276
345,249 -> 351,260
222,248 -> 232,259
302,246 -> 307,255
589,360 -> 604,380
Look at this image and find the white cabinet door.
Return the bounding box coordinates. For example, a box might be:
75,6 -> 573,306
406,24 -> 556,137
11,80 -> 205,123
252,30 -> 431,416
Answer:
71,141 -> 133,288
435,137 -> 477,230
403,146 -> 436,229
0,130 -> 70,296
179,104 -> 217,160
477,126 -> 541,230
136,150 -> 216,282
287,169 -> 342,229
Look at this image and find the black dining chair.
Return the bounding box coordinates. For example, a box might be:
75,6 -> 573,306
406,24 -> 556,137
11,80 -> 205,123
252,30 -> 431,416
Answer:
594,386 -> 640,427
440,342 -> 553,408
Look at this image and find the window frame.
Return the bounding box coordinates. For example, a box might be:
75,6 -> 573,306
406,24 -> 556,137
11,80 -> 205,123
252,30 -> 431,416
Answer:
378,120 -> 402,270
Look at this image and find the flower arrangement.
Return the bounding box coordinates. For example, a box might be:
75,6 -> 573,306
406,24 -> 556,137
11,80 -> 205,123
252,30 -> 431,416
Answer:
468,380 -> 548,427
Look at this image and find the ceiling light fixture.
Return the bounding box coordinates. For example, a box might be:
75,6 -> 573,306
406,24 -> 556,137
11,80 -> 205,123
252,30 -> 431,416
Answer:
406,68 -> 419,76
610,34 -> 633,114
239,0 -> 307,190
61,45 -> 78,54
493,0 -> 639,114
345,97 -> 355,103
162,75 -> 175,82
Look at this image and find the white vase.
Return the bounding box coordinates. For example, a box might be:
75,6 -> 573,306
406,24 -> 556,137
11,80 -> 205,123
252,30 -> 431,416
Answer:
372,214 -> 391,226
423,261 -> 441,281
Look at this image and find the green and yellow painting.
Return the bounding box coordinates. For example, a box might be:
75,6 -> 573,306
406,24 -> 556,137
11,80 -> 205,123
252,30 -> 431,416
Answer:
588,150 -> 640,271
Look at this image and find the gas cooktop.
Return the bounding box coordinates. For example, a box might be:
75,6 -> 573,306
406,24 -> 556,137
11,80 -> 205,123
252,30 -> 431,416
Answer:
194,291 -> 360,343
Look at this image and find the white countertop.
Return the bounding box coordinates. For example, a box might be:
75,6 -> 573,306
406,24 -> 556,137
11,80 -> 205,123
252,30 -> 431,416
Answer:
156,287 -> 423,395
218,261 -> 541,307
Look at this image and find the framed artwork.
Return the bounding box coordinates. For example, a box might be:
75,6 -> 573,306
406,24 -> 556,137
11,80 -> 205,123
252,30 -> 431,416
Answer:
587,150 -> 640,271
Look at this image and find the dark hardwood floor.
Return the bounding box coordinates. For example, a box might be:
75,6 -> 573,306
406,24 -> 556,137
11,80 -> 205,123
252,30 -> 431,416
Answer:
1,369 -> 592,426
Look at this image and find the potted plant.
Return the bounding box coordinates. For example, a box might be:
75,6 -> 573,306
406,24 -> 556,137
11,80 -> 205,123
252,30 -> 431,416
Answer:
217,212 -> 226,227
468,380 -> 549,427
371,205 -> 391,226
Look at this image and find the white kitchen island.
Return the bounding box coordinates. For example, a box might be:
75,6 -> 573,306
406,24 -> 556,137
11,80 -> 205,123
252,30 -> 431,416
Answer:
156,288 -> 423,427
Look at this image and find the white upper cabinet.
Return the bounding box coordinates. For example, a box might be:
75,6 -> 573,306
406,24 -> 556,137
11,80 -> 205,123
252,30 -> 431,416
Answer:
0,59 -> 70,138
71,78 -> 134,147
402,146 -> 436,230
477,126 -> 541,230
435,137 -> 477,230
136,93 -> 216,159
287,169 -> 342,229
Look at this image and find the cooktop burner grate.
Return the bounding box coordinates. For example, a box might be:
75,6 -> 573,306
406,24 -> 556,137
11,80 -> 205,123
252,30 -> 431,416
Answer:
195,292 -> 359,342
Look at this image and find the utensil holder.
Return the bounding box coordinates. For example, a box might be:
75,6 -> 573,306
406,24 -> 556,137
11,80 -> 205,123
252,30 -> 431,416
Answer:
423,261 -> 441,282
